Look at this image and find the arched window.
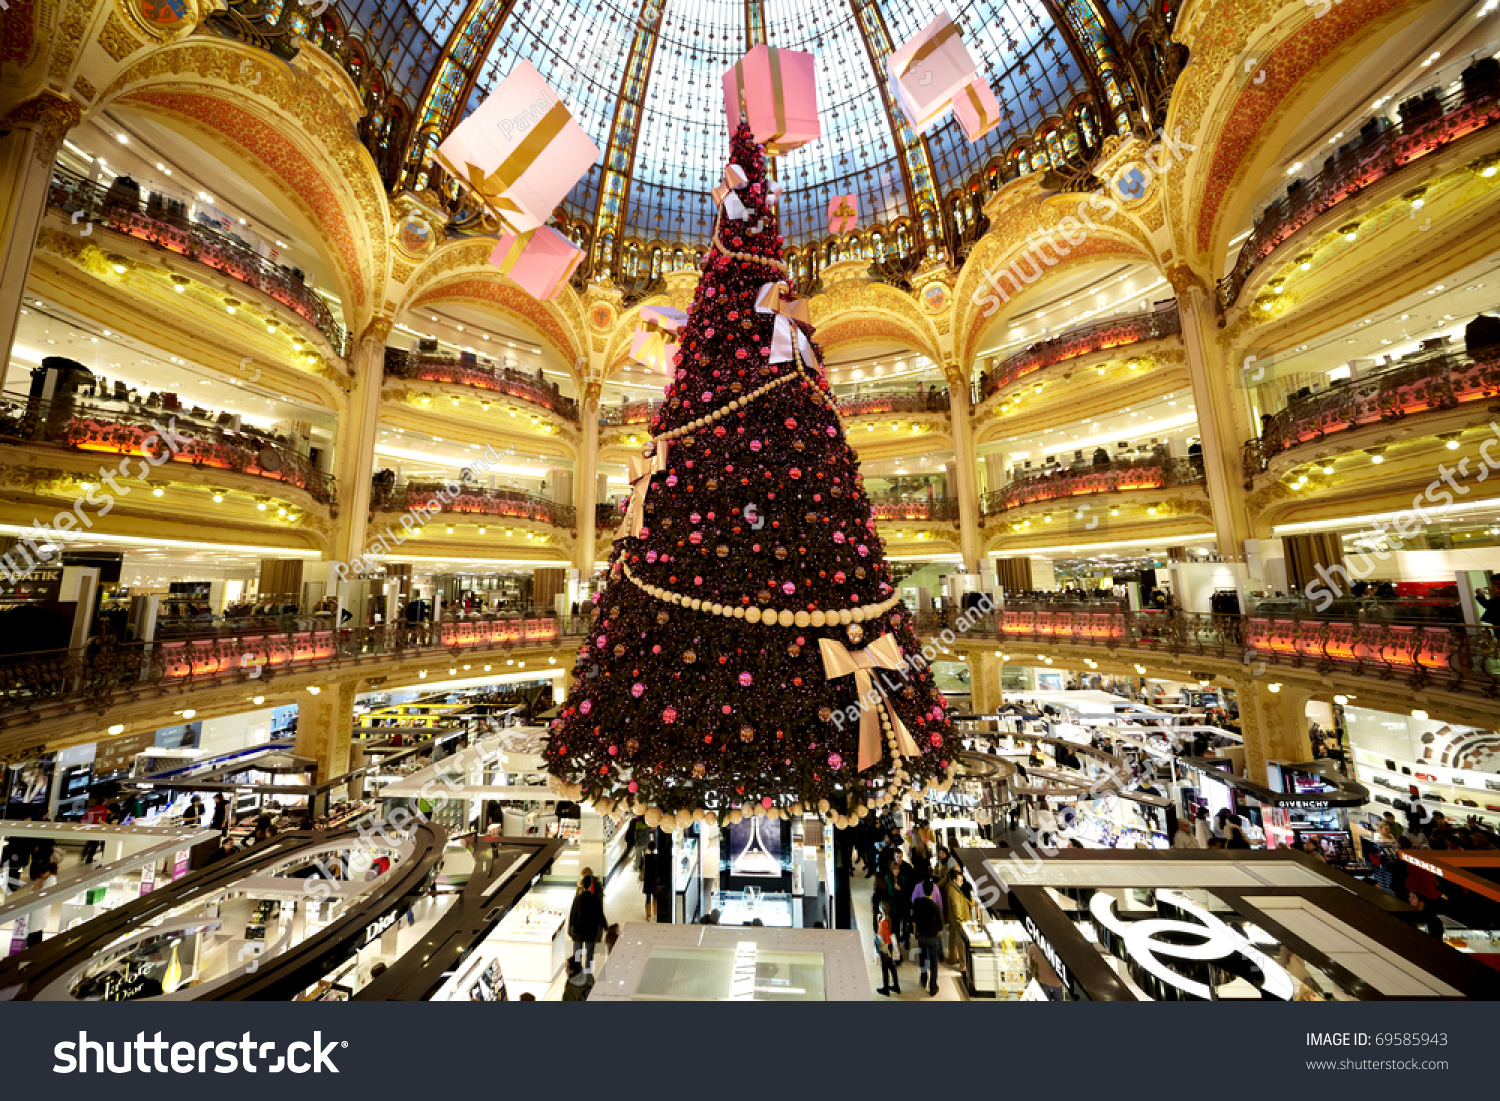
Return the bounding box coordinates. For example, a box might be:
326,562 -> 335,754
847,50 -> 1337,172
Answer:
649,248 -> 662,279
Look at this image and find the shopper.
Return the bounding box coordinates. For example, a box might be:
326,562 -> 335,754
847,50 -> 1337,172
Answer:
567,873 -> 608,972
183,795 -> 203,826
887,851 -> 916,953
210,793 -> 230,832
911,877 -> 946,996
561,957 -> 593,1001
874,901 -> 901,996
1224,818 -> 1252,849
940,865 -> 973,967
1172,818 -> 1199,849
640,838 -> 659,920
1193,808 -> 1211,849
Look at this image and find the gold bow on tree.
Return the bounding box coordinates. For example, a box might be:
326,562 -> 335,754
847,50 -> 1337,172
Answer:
819,634 -> 923,771
624,439 -> 670,537
756,281 -> 814,365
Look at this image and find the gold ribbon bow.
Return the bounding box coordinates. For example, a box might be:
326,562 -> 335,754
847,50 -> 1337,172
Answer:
819,634 -> 923,771
755,282 -> 814,364
832,198 -> 855,219
624,440 -> 670,537
440,99 -> 576,228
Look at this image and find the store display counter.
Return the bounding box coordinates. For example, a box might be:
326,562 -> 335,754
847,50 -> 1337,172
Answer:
490,905 -> 568,992
960,919 -> 1029,999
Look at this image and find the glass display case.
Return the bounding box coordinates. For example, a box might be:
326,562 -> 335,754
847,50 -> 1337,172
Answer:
961,918 -> 1030,999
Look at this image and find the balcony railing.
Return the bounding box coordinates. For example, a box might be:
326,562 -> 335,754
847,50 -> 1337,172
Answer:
909,609 -> 1500,694
1218,83 -> 1500,311
383,349 -> 578,422
835,388 -> 950,417
371,481 -> 576,528
975,304 -> 1180,402
981,455 -> 1204,515
0,394 -> 337,505
46,167 -> 347,355
868,495 -> 960,522
599,400 -> 662,427
0,614 -> 593,723
1243,343 -> 1500,479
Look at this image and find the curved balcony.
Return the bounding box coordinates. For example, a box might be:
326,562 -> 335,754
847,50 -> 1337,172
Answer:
46,168 -> 347,355
835,387 -> 950,418
910,608 -> 1500,696
868,495 -> 960,522
371,481 -> 576,529
981,455 -> 1203,515
596,500 -> 624,530
1218,83 -> 1500,312
0,394 -> 337,506
599,399 -> 662,427
383,349 -> 578,422
0,614 -> 591,727
1243,344 -> 1500,480
975,304 -> 1180,403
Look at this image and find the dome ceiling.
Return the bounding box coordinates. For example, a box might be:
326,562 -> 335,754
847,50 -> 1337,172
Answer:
330,0 -> 1161,246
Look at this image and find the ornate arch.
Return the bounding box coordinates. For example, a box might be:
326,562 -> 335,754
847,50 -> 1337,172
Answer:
953,180 -> 1157,370
95,38 -> 390,337
809,281 -> 943,366
1165,0 -> 1446,276
399,238 -> 587,372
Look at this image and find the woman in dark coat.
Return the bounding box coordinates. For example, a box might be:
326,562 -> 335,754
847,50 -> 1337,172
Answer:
640,839 -> 660,921
567,873 -> 607,972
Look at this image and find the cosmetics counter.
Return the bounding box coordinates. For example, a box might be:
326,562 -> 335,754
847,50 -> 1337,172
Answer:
958,846 -> 1500,1001
958,918 -> 1031,999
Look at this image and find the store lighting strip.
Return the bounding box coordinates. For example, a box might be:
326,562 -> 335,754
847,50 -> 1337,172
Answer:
360,554 -> 572,566
0,526 -> 322,557
987,534 -> 1214,557
1273,497 -> 1500,535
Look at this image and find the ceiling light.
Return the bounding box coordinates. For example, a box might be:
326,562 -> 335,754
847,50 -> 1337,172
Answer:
181,709 -> 196,719
1411,708 -> 1428,720
306,686 -> 321,695
108,724 -> 124,736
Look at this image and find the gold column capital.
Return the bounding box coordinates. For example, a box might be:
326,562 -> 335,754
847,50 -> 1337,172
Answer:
1,92 -> 83,166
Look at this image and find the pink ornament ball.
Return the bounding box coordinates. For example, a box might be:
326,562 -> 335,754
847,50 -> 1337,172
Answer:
738,672 -> 753,687
828,753 -> 843,769
662,707 -> 678,723
632,683 -> 645,697
580,700 -> 592,714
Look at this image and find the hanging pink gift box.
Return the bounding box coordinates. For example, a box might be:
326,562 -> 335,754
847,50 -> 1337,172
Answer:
630,306 -> 687,373
721,45 -> 819,155
827,194 -> 859,234
437,60 -> 600,232
888,12 -> 979,133
953,77 -> 1001,142
488,225 -> 583,301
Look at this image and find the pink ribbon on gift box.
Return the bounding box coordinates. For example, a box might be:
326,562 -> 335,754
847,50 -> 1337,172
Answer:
624,439 -> 670,538
819,634 -> 923,771
755,281 -> 815,365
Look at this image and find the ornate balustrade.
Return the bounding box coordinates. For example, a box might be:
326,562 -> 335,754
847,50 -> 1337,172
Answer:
371,481 -> 575,528
981,456 -> 1203,515
1242,345 -> 1500,479
384,349 -> 578,422
1218,84 -> 1500,311
975,304 -> 1180,402
868,495 -> 960,522
910,609 -> 1500,694
835,388 -> 950,417
46,167 -> 346,354
0,394 -> 337,505
0,615 -> 591,724
599,400 -> 662,427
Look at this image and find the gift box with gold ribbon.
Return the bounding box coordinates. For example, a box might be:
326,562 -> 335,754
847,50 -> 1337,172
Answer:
437,60 -> 600,233
755,281 -> 815,365
888,12 -> 979,134
953,77 -> 1001,142
721,45 -> 820,155
487,225 -> 583,302
629,306 -> 688,374
827,194 -> 859,234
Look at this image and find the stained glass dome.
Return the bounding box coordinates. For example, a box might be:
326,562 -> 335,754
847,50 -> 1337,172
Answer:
292,0 -> 1172,253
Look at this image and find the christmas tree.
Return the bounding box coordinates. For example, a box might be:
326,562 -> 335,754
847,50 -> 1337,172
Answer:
544,124 -> 957,831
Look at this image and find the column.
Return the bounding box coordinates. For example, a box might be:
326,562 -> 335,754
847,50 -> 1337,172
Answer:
332,319 -> 392,564
966,651 -> 1004,714
0,93 -> 82,389
1175,279 -> 1253,555
294,677 -> 361,788
574,396 -> 600,573
946,372 -> 981,572
1231,678 -> 1314,785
